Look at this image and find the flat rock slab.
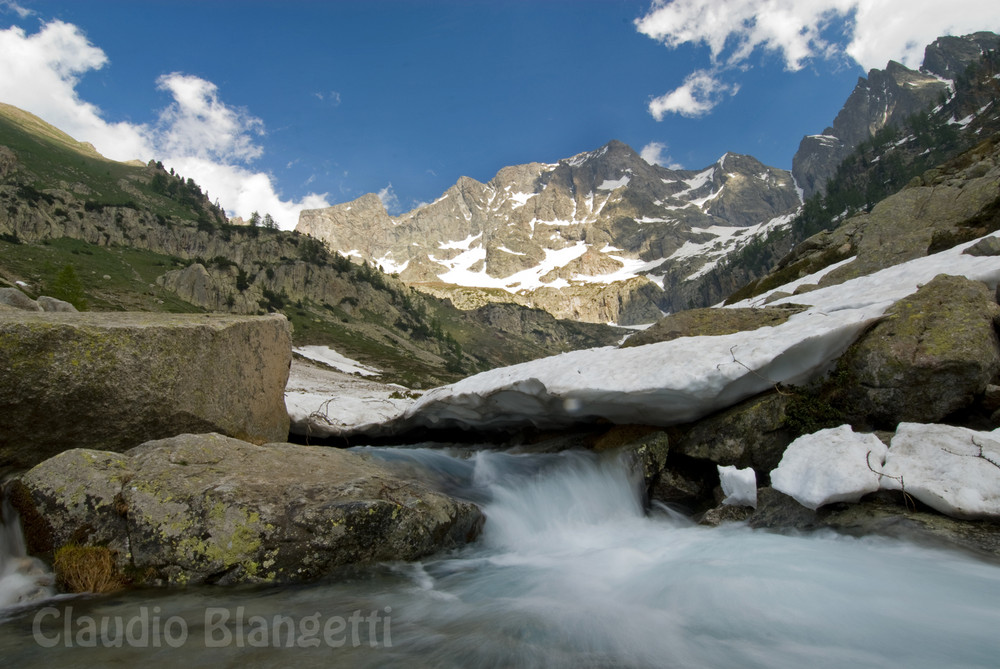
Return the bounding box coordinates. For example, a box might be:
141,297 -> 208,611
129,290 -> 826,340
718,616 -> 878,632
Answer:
13,433 -> 484,586
0,312 -> 291,470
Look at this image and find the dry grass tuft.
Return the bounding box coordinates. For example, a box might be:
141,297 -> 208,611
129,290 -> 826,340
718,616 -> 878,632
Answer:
53,544 -> 125,594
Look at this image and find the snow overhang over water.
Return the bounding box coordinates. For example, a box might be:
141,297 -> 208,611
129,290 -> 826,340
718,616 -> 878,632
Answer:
387,232 -> 1000,434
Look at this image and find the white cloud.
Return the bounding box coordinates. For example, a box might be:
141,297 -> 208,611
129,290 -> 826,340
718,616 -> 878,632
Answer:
1,1 -> 33,18
636,0 -> 1000,118
155,72 -> 264,163
314,90 -> 341,106
166,157 -> 330,227
0,20 -> 153,161
640,141 -> 683,169
377,183 -> 400,214
846,0 -> 1000,70
0,20 -> 329,229
636,0 -> 853,72
648,69 -> 740,119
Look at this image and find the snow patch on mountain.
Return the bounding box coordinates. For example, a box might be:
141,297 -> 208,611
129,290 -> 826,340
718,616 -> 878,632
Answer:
598,176 -> 630,190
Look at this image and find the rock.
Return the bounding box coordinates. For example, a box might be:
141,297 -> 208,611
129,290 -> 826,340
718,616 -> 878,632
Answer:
882,423 -> 1000,519
748,487 -> 824,529
0,312 -> 291,470
650,467 -> 705,509
621,304 -> 804,347
35,296 -> 77,312
698,504 -> 752,526
671,392 -> 794,474
12,433 -> 484,587
749,487 -> 1000,559
0,287 -> 41,311
964,235 -> 1000,257
834,274 -> 1000,426
601,428 -> 671,503
770,425 -> 888,510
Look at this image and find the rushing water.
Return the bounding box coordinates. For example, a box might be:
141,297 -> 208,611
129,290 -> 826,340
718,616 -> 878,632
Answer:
1,446 -> 999,668
0,495 -> 53,611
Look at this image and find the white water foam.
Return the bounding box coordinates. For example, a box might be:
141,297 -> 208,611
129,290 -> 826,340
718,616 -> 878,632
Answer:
0,494 -> 54,612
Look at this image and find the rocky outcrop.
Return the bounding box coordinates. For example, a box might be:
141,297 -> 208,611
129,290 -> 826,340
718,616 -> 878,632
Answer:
11,433 -> 484,587
819,158 -> 1000,286
671,392 -> 794,476
792,32 -> 1000,199
296,192 -> 395,258
731,136 -> 1000,306
422,275 -> 666,326
833,274 -> 1000,427
621,304 -> 804,347
528,277 -> 666,325
0,312 -> 291,471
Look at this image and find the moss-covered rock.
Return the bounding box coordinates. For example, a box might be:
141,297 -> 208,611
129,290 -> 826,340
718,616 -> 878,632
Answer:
14,433 -> 484,587
671,392 -> 795,476
0,312 -> 291,470
832,274 -> 1000,427
621,304 -> 805,348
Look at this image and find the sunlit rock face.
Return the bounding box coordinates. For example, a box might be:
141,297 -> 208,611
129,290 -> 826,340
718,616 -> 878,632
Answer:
298,141 -> 801,325
792,32 -> 1000,199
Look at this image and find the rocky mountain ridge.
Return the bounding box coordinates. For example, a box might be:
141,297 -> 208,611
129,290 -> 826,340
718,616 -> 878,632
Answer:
298,141 -> 800,324
299,32 -> 999,324
792,32 -> 1000,199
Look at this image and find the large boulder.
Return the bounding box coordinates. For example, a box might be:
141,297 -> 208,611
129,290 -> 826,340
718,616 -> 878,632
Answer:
0,312 -> 291,470
0,287 -> 42,312
670,391 -> 794,475
832,274 -> 1000,427
11,433 -> 484,587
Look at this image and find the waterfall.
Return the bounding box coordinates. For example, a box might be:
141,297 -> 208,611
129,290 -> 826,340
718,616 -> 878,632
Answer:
0,489 -> 54,611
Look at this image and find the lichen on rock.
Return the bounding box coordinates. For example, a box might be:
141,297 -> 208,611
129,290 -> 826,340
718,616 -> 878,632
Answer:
13,433 -> 484,587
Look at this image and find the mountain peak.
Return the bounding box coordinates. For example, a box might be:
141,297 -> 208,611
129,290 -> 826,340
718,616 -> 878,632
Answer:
792,30 -> 999,200
296,138 -> 800,324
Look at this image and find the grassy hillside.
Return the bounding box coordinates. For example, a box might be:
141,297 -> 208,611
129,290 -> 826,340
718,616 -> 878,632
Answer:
0,104 -> 624,387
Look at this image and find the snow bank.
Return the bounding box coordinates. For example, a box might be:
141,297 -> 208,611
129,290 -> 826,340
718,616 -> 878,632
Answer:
285,359 -> 414,438
393,232 -> 1000,434
401,304 -> 882,431
882,423 -> 1000,519
770,425 -> 888,510
294,345 -> 382,377
718,465 -> 757,507
769,422 -> 1000,519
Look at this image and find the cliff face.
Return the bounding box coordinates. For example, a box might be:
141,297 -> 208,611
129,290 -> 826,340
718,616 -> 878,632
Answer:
298,141 -> 801,324
792,32 -> 1000,199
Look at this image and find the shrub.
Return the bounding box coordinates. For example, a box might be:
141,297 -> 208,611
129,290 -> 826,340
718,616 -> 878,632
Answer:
53,545 -> 124,593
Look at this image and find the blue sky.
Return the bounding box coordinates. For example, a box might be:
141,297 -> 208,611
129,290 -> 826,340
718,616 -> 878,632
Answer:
1,1 -> 998,228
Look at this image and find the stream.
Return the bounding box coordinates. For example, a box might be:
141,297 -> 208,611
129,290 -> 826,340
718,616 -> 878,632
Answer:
1,445 -> 999,668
